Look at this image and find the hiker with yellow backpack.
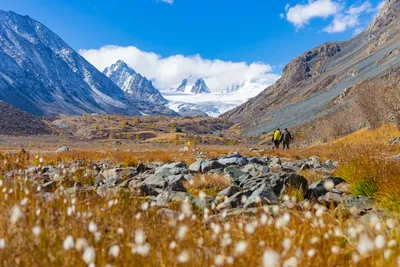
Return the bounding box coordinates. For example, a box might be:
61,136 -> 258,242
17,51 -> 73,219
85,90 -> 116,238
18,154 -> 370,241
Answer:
272,128 -> 281,149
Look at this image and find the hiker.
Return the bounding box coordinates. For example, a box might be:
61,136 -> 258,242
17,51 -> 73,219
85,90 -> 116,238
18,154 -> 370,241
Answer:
272,128 -> 281,149
280,128 -> 293,150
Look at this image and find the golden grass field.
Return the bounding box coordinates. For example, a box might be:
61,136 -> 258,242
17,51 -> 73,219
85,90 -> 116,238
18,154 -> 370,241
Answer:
0,125 -> 400,266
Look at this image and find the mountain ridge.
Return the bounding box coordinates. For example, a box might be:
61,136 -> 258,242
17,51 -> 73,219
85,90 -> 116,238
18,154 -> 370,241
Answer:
0,10 -> 140,116
222,0 -> 400,136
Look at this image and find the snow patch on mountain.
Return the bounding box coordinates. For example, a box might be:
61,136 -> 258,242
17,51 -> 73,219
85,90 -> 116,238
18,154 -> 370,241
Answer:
173,75 -> 211,94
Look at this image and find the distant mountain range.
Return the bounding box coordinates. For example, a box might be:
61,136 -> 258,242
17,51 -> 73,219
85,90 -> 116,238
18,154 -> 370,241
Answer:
222,0 -> 400,135
173,75 -> 211,94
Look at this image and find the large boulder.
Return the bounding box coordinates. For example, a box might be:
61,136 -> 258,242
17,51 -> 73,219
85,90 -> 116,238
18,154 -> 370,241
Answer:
188,160 -> 203,173
217,185 -> 242,198
305,177 -> 347,200
244,183 -> 279,208
201,159 -> 225,173
156,191 -> 192,206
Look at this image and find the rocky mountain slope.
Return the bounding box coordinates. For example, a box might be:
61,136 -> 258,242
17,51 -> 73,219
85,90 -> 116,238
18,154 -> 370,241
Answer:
104,60 -> 167,104
103,60 -> 177,116
0,101 -> 50,135
222,0 -> 400,136
174,75 -> 211,94
0,10 -> 140,116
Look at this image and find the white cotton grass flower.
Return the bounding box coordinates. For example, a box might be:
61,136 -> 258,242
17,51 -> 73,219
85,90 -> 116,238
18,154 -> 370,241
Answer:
180,202 -> 192,217
75,238 -> 89,252
177,225 -> 188,241
135,229 -> 146,245
108,245 -> 120,258
384,249 -> 392,259
262,249 -> 280,267
88,221 -> 97,233
36,209 -> 41,216
20,197 -> 29,206
169,241 -> 177,250
198,191 -> 206,200
82,246 -> 96,265
94,232 -> 102,243
177,250 -> 190,263
117,228 -> 124,235
10,205 -> 24,225
323,179 -> 335,191
331,246 -> 340,254
0,238 -> 5,249
135,212 -> 141,220
357,234 -> 374,255
32,225 -> 41,236
132,243 -> 151,256
226,256 -> 234,264
386,218 -> 395,229
214,254 -> 225,266
307,249 -> 316,257
283,256 -> 297,267
260,214 -> 268,225
388,239 -> 396,248
234,241 -> 248,256
282,238 -> 292,253
63,235 -> 74,250
374,235 -> 386,249
141,202 -> 149,211
352,253 -> 360,264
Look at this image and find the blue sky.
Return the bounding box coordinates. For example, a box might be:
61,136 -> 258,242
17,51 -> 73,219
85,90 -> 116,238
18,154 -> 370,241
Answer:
0,0 -> 384,91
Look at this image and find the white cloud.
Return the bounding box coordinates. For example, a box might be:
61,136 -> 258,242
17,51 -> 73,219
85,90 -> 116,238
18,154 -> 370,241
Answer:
285,0 -> 383,34
323,2 -> 372,33
160,0 -> 174,4
286,0 -> 340,28
80,45 -> 279,92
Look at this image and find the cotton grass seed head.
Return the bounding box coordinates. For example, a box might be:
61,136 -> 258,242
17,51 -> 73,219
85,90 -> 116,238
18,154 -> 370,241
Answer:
82,246 -> 96,265
108,245 -> 120,258
262,250 -> 280,267
63,235 -> 74,250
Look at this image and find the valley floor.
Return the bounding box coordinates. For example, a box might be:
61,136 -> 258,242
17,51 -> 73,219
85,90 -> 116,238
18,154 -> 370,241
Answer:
0,125 -> 400,266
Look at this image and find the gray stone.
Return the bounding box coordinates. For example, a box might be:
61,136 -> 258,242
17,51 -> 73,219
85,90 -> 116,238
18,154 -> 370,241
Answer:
192,196 -> 214,210
164,175 -> 188,192
188,160 -> 203,173
305,177 -> 347,200
216,190 -> 254,210
140,175 -> 167,196
244,183 -> 279,208
341,195 -> 375,216
157,208 -> 178,220
156,191 -> 192,206
55,146 -> 70,153
201,160 -> 224,173
41,181 -> 57,192
217,185 -> 242,197
318,192 -> 342,206
283,173 -> 308,194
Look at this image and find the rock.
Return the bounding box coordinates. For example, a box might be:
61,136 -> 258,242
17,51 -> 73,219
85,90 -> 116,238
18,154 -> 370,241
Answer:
188,160 -> 203,173
324,159 -> 338,169
307,156 -> 322,168
55,145 -> 70,153
340,195 -> 375,216
179,146 -> 189,153
164,175 -> 188,192
201,160 -> 224,173
136,163 -> 149,173
155,162 -> 188,177
157,208 -> 178,220
283,173 -> 308,194
41,181 -> 57,192
318,192 -> 342,206
270,157 -> 281,166
101,167 -> 138,187
216,190 -> 254,210
244,183 -> 279,208
388,136 -> 400,145
241,163 -> 269,177
224,166 -> 249,184
156,191 -> 192,206
249,148 -> 265,153
140,175 -> 167,196
217,186 -> 242,198
305,177 -> 347,200
247,157 -> 267,165
192,196 -> 214,210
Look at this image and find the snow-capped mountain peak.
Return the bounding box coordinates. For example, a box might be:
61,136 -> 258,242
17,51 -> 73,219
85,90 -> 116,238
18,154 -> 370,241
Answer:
173,75 -> 211,94
104,60 -> 167,104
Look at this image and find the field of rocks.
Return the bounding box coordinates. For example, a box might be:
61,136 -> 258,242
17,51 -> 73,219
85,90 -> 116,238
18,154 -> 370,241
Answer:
1,125 -> 400,266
